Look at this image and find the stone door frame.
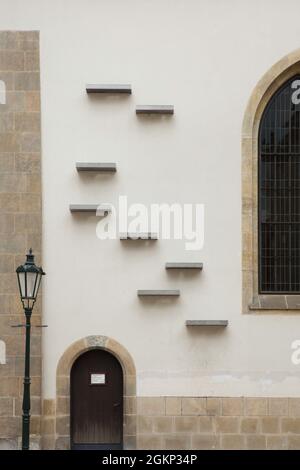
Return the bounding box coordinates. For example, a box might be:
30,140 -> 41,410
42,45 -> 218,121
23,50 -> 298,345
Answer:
48,336 -> 136,450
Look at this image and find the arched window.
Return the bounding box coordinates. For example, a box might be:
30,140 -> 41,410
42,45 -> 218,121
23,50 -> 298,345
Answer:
259,76 -> 300,293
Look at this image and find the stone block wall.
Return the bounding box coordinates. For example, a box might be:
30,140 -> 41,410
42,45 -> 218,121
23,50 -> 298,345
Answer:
136,397 -> 300,450
0,31 -> 42,450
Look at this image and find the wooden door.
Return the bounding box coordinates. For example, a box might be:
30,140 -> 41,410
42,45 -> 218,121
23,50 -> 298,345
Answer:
71,349 -> 123,450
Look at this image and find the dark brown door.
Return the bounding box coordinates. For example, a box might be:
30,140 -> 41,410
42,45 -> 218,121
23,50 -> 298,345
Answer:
71,349 -> 123,450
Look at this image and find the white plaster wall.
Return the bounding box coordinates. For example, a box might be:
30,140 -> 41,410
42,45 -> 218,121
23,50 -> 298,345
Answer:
1,0 -> 300,397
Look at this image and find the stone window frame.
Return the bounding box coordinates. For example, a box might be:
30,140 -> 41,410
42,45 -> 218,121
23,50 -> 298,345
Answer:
42,335 -> 136,450
242,49 -> 300,312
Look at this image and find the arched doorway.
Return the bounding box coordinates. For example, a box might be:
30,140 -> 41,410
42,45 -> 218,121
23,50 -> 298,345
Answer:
70,349 -> 123,450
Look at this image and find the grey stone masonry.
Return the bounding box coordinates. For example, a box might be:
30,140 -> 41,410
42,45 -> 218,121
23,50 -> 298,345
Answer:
69,204 -> 111,215
136,105 -> 174,115
166,262 -> 203,269
86,84 -> 131,94
138,290 -> 180,296
120,233 -> 158,240
76,162 -> 116,172
186,320 -> 228,327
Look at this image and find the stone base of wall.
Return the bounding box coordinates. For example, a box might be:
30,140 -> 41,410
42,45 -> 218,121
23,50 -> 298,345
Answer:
37,396 -> 300,450
136,396 -> 300,450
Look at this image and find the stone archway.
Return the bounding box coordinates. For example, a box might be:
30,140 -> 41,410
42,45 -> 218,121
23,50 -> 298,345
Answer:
43,336 -> 136,450
242,48 -> 300,313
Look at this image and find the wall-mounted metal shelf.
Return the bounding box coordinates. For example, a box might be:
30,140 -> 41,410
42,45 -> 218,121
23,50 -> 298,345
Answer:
69,204 -> 111,215
138,290 -> 180,297
120,232 -> 158,240
166,262 -> 203,270
86,84 -> 131,94
186,320 -> 228,327
76,162 -> 117,172
136,105 -> 174,115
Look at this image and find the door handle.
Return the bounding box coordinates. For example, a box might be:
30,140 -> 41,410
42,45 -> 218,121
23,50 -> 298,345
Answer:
113,402 -> 121,407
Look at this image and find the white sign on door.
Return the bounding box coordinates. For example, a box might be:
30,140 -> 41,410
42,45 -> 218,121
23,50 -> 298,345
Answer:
90,373 -> 106,385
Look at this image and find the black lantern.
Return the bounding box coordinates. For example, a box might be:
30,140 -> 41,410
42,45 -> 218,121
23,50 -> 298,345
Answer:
16,249 -> 45,450
16,248 -> 45,309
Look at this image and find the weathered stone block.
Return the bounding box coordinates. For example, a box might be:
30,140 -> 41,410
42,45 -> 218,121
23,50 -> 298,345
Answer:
125,396 -> 136,415
266,435 -> 288,450
137,416 -> 153,434
0,438 -> 17,449
0,51 -> 24,71
268,398 -> 288,416
15,214 -> 41,234
281,417 -> 300,433
25,52 -> 39,71
20,132 -> 41,153
25,92 -> 40,112
222,397 -> 244,416
0,234 -> 25,253
261,416 -> 279,434
137,397 -> 165,416
124,415 -> 136,435
289,398 -> 300,417
288,435 -> 300,450
20,193 -> 41,212
26,174 -> 41,193
55,436 -> 69,450
215,417 -> 239,434
56,415 -> 69,435
0,113 -> 14,132
42,418 -> 55,435
192,434 -> 219,450
0,173 -> 27,192
181,398 -> 206,416
0,254 -> 14,272
166,397 -> 181,416
56,397 -> 70,416
245,398 -> 268,416
241,417 -> 259,434
0,397 -> 13,417
0,193 -> 20,213
161,434 -> 191,450
137,435 -> 162,450
198,416 -> 214,433
0,133 -> 20,152
15,72 -> 40,91
0,417 -> 21,437
174,416 -> 198,433
206,397 -> 221,416
43,399 -> 55,417
0,32 -> 19,50
153,416 -> 173,433
246,435 -> 266,450
221,434 -> 246,450
0,153 -> 14,173
15,112 -> 40,133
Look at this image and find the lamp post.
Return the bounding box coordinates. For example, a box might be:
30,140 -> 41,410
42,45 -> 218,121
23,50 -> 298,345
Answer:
16,249 -> 45,451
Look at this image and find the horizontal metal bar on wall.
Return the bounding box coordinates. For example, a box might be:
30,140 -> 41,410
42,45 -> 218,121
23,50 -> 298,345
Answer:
76,162 -> 117,172
166,262 -> 203,269
136,105 -> 174,115
186,320 -> 228,327
69,204 -> 111,215
86,84 -> 131,94
137,290 -> 180,296
120,232 -> 158,240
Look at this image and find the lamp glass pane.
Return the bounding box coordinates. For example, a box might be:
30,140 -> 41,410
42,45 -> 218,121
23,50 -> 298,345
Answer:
18,272 -> 26,298
26,272 -> 37,298
33,272 -> 42,298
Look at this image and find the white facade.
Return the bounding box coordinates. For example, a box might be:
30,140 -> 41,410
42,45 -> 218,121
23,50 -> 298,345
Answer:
1,0 -> 300,400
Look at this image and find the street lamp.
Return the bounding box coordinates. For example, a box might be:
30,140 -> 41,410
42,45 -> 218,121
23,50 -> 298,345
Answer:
16,249 -> 45,451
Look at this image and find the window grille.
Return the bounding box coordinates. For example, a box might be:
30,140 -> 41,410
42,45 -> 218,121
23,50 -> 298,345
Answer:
259,76 -> 300,293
